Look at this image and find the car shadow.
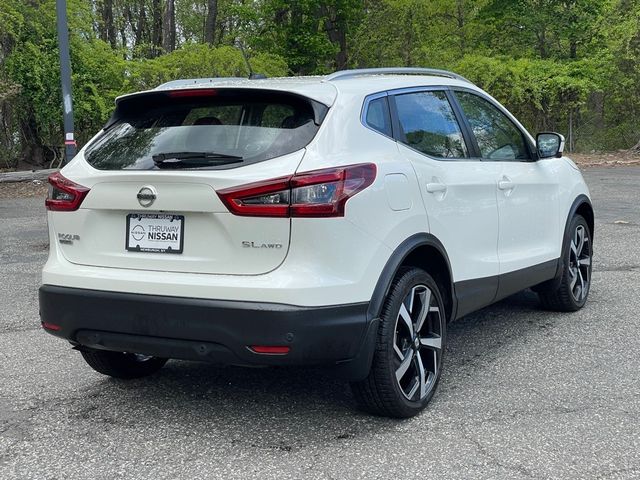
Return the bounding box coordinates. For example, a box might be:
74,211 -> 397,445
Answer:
75,290 -> 560,447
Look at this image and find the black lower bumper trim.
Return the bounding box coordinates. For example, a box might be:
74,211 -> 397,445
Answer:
39,285 -> 374,377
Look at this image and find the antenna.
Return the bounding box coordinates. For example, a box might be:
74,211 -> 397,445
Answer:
236,40 -> 266,80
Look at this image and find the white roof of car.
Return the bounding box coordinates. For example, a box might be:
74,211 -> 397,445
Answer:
116,69 -> 478,107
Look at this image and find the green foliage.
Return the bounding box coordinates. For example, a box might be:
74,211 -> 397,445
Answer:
1,0 -> 639,168
126,44 -> 288,90
454,55 -> 600,131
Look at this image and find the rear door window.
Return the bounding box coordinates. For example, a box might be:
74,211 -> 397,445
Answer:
393,91 -> 468,159
85,90 -> 324,170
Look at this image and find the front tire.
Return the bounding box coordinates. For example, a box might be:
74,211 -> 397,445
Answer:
80,349 -> 168,379
538,214 -> 592,311
351,267 -> 446,418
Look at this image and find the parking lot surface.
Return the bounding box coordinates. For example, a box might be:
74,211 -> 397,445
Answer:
1,167 -> 639,479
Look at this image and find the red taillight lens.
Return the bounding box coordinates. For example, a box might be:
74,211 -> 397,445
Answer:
45,172 -> 90,212
217,163 -> 376,218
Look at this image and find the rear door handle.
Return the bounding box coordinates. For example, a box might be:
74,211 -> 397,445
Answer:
426,182 -> 447,193
498,178 -> 515,191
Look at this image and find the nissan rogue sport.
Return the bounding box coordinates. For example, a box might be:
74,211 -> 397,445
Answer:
39,68 -> 594,418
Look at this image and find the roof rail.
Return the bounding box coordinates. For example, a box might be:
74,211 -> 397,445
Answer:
324,68 -> 473,85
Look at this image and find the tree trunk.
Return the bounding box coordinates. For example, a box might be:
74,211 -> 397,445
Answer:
151,0 -> 163,56
322,5 -> 348,70
456,0 -> 466,55
404,8 -> 413,66
536,29 -> 547,58
134,0 -> 147,47
204,0 -> 218,45
100,0 -> 117,48
162,0 -> 176,53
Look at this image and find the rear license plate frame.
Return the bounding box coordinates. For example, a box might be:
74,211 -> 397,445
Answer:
126,213 -> 185,254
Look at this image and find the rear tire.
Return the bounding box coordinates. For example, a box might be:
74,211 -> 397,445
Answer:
538,214 -> 592,312
80,349 -> 168,379
351,267 -> 446,418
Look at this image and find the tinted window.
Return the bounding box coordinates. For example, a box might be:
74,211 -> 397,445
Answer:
394,91 -> 468,158
85,91 -> 321,170
365,97 -> 392,136
455,91 -> 530,161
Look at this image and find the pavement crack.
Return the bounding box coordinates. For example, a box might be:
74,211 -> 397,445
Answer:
461,427 -> 537,479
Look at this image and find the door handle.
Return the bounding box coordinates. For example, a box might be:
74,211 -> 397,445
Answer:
498,178 -> 515,191
426,182 -> 447,193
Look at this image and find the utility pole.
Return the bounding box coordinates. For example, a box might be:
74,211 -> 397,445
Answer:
56,0 -> 76,164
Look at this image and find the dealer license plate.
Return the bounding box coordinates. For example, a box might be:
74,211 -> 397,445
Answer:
126,213 -> 184,254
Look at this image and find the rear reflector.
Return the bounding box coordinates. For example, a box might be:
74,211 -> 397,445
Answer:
249,345 -> 291,355
45,172 -> 90,212
217,163 -> 376,218
41,322 -> 62,331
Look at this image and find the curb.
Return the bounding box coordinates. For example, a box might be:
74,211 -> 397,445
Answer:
0,169 -> 57,184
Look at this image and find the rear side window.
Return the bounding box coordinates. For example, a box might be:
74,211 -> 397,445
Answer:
365,97 -> 392,136
85,90 -> 324,170
394,91 -> 468,159
455,91 -> 530,161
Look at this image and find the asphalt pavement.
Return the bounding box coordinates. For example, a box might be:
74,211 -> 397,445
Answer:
0,167 -> 639,479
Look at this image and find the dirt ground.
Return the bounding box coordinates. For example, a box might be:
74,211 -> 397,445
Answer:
0,152 -> 638,199
0,180 -> 48,199
570,150 -> 640,167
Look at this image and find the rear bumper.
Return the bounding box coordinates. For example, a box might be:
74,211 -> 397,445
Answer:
39,285 -> 377,379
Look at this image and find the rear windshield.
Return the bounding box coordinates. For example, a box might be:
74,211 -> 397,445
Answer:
85,89 -> 325,170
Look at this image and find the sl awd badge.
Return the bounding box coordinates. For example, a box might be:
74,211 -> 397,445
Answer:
242,241 -> 283,249
137,186 -> 157,208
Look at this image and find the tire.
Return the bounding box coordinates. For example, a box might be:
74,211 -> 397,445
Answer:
80,348 -> 168,379
350,267 -> 446,418
538,214 -> 592,312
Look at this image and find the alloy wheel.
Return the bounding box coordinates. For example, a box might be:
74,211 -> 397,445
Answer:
393,285 -> 444,401
569,224 -> 591,302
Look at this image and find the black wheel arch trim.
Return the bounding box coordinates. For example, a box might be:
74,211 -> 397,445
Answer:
536,194 -> 594,292
560,194 -> 593,273
367,233 -> 456,323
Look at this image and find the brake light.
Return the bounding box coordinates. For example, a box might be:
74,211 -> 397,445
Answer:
217,163 -> 376,218
168,88 -> 218,98
45,172 -> 90,211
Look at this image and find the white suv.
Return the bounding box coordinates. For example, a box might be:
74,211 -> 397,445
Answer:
40,68 -> 593,418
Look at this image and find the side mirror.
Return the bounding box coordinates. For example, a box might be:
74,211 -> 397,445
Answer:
536,132 -> 565,159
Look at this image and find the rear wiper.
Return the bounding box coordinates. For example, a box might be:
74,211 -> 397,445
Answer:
152,151 -> 243,169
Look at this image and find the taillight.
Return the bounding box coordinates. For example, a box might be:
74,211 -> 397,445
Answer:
45,172 -> 90,211
217,163 -> 376,218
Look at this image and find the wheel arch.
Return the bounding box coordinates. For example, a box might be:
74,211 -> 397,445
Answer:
564,194 -> 594,257
534,194 -> 594,293
574,196 -> 594,240
368,233 -> 456,324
